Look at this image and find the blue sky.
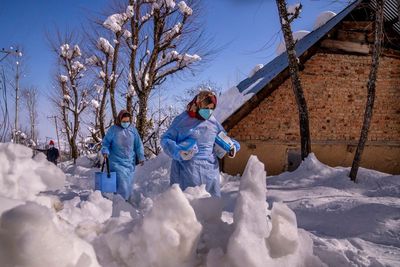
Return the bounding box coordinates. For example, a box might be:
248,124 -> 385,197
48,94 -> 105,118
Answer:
0,0 -> 349,140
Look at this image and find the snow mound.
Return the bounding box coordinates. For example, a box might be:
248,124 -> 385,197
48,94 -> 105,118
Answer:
206,155 -> 323,267
267,153 -> 400,266
96,184 -> 202,267
0,202 -> 100,267
134,152 -> 172,198
214,86 -> 254,122
313,11 -> 336,30
58,190 -> 113,227
0,143 -> 65,202
276,30 -> 310,55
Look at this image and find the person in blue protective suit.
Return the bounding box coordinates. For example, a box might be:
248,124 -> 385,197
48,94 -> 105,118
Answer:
101,110 -> 145,201
161,91 -> 240,197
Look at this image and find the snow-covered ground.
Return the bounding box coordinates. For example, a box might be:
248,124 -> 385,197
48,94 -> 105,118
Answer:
0,142 -> 399,266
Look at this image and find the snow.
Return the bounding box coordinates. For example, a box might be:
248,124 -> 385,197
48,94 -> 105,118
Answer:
276,30 -> 310,55
60,43 -> 70,58
71,60 -> 85,72
1,142 -> 399,267
141,13 -> 151,22
123,29 -> 132,39
0,202 -> 100,267
165,0 -> 176,9
125,5 -> 134,18
178,1 -> 193,16
58,191 -> 113,228
103,14 -> 126,33
248,63 -> 264,78
313,11 -> 337,30
98,185 -> 202,267
128,84 -> 136,96
73,44 -> 82,57
0,143 -> 65,202
165,22 -> 182,41
181,53 -> 201,64
266,153 -> 400,266
99,71 -> 106,79
60,43 -> 81,59
287,3 -> 301,16
60,75 -> 68,82
91,99 -> 100,109
97,37 -> 114,56
213,86 -> 254,122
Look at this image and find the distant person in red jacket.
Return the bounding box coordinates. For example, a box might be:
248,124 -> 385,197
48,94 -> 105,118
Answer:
46,140 -> 59,165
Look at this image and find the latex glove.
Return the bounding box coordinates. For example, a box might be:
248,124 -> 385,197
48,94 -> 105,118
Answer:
179,149 -> 196,161
228,145 -> 237,158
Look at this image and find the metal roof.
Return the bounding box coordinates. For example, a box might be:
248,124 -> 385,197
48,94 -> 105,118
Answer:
370,0 -> 400,35
236,0 -> 363,96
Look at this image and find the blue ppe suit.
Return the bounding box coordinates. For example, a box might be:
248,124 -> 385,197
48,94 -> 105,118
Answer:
101,125 -> 145,200
161,112 -> 240,197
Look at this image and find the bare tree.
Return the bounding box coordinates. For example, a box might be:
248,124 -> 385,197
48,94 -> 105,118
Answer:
3,47 -> 25,144
118,0 -> 208,138
276,0 -> 312,159
145,87 -> 179,156
176,80 -> 222,110
349,0 -> 385,182
85,6 -> 130,137
49,32 -> 90,162
85,36 -> 118,141
22,86 -> 39,142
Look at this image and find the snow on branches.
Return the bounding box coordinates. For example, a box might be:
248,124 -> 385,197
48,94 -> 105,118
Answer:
97,37 -> 115,57
60,44 -> 82,60
178,1 -> 193,16
286,3 -> 302,24
164,23 -> 182,41
103,6 -> 135,33
103,14 -> 126,33
91,99 -> 100,109
60,75 -> 68,83
103,6 -> 133,33
123,30 -> 132,39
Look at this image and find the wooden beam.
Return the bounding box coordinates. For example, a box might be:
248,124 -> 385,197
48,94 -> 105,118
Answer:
337,29 -> 368,43
382,47 -> 400,59
340,21 -> 373,31
321,39 -> 370,54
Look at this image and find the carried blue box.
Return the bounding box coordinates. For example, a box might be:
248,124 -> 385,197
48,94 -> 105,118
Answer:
214,131 -> 234,158
95,159 -> 117,193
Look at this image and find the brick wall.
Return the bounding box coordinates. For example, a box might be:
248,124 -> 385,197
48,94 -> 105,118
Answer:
229,52 -> 400,143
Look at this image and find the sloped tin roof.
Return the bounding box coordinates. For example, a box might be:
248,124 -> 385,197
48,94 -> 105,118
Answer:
236,0 -> 362,96
370,0 -> 400,35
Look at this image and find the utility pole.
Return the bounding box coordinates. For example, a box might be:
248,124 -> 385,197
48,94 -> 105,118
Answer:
1,48 -> 22,143
14,61 -> 20,144
48,115 -> 61,152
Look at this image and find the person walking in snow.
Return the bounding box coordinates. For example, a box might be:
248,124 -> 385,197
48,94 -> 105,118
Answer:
46,140 -> 59,165
101,110 -> 145,201
161,91 -> 240,197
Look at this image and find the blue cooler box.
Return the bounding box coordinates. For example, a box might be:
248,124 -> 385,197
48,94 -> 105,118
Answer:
214,131 -> 234,159
95,170 -> 117,193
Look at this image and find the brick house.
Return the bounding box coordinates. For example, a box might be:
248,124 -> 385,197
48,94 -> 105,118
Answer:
221,0 -> 400,175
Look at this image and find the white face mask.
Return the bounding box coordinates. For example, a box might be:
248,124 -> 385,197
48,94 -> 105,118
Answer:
49,145 -> 54,148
